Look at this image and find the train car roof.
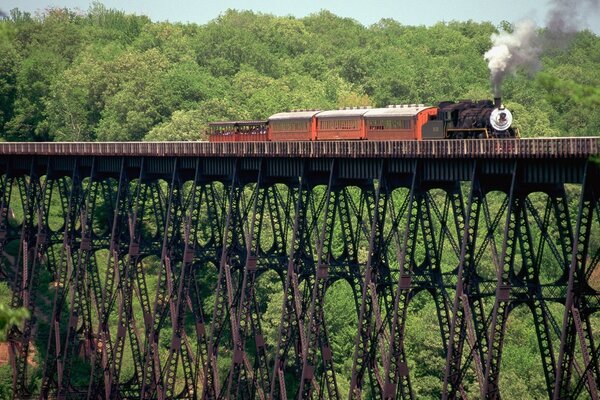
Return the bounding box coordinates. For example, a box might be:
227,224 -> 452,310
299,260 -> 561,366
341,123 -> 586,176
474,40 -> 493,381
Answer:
316,108 -> 371,118
268,110 -> 321,121
364,105 -> 435,118
209,120 -> 267,126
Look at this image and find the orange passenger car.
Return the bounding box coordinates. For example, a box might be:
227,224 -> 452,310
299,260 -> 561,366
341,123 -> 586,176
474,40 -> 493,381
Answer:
364,105 -> 438,140
315,108 -> 371,140
208,121 -> 268,142
268,110 -> 319,141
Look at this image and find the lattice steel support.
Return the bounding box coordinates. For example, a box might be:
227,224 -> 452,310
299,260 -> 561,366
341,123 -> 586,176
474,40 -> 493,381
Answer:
554,161 -> 600,400
0,154 -> 598,400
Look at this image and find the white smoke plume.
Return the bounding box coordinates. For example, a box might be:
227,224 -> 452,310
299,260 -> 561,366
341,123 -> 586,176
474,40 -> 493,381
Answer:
484,19 -> 541,97
484,0 -> 600,96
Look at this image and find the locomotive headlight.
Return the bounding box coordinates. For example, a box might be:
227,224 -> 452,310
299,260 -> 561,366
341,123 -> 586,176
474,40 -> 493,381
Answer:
490,107 -> 513,131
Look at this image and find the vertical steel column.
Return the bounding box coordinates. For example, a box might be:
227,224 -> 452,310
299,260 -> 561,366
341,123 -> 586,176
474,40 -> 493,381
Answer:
140,159 -> 180,400
10,159 -> 50,398
202,161 -> 241,399
38,161 -> 81,399
521,189 -> 571,398
110,158 -> 146,397
225,160 -> 269,399
424,190 -> 450,350
78,163 -> 105,392
350,160 -> 386,399
57,158 -> 99,398
382,161 -> 418,399
0,171 -> 14,279
266,184 -> 288,258
189,183 -> 220,394
162,158 -> 202,400
336,187 -> 359,268
299,159 -> 340,400
483,162 -> 519,398
92,158 -> 128,400
443,161 -> 484,399
93,158 -> 129,399
420,188 -> 453,352
554,161 -> 600,399
270,166 -> 309,400
370,182 -> 412,397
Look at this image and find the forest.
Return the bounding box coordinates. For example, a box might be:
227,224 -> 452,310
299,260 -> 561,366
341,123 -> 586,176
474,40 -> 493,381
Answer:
1,3 -> 600,142
0,3 -> 599,400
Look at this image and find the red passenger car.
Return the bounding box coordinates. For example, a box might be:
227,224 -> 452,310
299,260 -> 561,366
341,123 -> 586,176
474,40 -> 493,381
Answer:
315,108 -> 371,140
364,105 -> 438,140
268,110 -> 319,141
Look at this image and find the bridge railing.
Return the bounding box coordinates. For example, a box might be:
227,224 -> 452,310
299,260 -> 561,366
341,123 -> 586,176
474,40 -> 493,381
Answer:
0,137 -> 597,158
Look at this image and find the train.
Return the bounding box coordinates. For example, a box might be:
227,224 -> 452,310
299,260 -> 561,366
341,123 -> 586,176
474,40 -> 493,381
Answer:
208,98 -> 519,142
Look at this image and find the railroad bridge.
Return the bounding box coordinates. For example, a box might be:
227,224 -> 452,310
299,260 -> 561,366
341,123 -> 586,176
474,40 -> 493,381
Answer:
0,138 -> 599,399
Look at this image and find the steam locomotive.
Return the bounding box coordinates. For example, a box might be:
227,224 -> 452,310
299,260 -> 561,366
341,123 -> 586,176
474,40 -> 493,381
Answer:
208,98 -> 518,142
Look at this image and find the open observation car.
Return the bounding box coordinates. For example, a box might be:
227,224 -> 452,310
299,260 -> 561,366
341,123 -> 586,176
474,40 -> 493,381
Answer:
208,120 -> 268,142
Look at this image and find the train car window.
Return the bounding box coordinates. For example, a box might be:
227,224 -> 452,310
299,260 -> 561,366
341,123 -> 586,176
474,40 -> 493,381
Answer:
272,121 -> 308,132
369,122 -> 384,130
319,119 -> 357,130
367,118 -> 412,130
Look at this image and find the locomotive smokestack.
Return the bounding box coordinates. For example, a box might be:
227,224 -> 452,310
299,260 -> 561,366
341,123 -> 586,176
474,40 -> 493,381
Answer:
494,97 -> 502,108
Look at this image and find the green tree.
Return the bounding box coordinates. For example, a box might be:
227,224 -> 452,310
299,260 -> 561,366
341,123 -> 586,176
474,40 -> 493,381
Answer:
4,49 -> 65,141
145,109 -> 207,141
86,2 -> 149,45
0,304 -> 29,341
0,282 -> 28,341
0,41 -> 18,134
94,48 -> 171,141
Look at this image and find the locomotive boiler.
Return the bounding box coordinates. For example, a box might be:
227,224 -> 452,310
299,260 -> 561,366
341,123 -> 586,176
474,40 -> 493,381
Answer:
208,98 -> 518,142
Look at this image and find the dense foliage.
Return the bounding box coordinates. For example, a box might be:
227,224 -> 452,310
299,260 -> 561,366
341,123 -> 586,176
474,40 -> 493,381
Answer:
0,4 -> 599,400
1,3 -> 600,142
0,284 -> 28,341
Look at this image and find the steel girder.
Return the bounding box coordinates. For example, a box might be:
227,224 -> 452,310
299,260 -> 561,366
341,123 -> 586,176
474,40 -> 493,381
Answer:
0,155 -> 597,399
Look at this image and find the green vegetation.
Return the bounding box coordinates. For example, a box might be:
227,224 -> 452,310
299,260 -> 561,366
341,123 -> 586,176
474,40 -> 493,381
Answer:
0,283 -> 29,341
0,283 -> 28,400
0,3 -> 599,399
1,4 -> 600,141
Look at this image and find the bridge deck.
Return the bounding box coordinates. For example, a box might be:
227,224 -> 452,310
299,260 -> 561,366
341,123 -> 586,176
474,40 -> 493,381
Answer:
0,137 -> 598,158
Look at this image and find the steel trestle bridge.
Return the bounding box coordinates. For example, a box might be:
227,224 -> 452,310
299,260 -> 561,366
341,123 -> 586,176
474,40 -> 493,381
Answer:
0,138 -> 599,399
